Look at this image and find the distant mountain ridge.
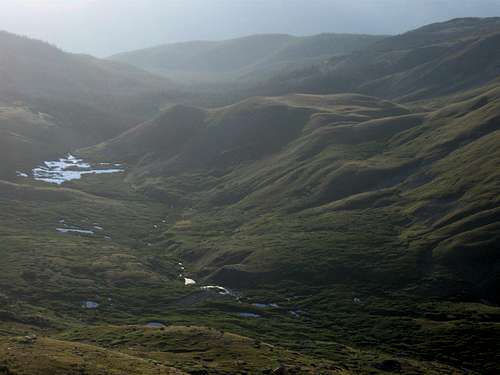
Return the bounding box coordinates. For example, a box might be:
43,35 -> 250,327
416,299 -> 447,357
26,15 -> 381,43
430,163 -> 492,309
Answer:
259,17 -> 500,101
109,33 -> 386,83
0,31 -> 173,124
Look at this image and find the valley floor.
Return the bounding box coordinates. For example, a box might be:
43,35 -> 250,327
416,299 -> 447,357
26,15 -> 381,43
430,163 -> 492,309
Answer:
0,167 -> 498,374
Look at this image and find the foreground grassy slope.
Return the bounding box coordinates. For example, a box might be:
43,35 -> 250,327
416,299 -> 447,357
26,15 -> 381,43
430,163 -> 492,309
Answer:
0,175 -> 472,374
0,336 -> 186,375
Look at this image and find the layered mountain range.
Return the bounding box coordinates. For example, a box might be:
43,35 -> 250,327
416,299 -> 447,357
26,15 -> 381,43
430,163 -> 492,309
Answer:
0,17 -> 499,375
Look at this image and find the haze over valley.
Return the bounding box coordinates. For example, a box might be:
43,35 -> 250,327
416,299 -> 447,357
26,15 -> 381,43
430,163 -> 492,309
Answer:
0,1 -> 499,374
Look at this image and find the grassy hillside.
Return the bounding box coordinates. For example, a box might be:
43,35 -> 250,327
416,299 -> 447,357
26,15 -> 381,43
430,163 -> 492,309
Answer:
77,80 -> 500,373
257,18 -> 500,101
0,31 -> 177,178
1,17 -> 499,375
83,85 -> 500,297
0,31 -> 173,119
3,85 -> 497,372
110,33 -> 386,84
0,172 -> 472,375
0,105 -> 73,176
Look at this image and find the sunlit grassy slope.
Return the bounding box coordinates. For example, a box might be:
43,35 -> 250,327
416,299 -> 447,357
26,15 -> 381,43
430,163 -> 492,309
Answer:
71,81 -> 500,373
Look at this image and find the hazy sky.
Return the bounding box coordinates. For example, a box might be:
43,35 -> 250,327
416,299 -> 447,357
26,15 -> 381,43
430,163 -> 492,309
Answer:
2,0 -> 500,56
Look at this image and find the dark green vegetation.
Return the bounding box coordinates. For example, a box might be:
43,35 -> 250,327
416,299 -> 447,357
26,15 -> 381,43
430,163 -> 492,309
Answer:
0,17 -> 499,375
110,33 -> 385,84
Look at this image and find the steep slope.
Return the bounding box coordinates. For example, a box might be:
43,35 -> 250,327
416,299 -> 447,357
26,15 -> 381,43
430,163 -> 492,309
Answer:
110,33 -> 386,83
79,82 -> 500,372
0,31 -> 174,129
260,17 -> 500,101
83,83 -> 500,297
0,31 -> 175,177
84,94 -> 408,176
0,105 -> 80,176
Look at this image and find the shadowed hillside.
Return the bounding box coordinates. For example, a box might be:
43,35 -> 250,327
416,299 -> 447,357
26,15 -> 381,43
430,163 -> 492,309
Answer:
0,31 -> 177,177
257,18 -> 500,101
110,33 -> 386,84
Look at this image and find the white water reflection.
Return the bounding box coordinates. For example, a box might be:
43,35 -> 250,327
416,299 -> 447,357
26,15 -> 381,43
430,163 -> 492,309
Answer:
27,154 -> 123,184
178,264 -> 237,299
288,310 -> 305,318
200,285 -> 234,296
238,312 -> 261,318
57,228 -> 94,235
82,301 -> 99,309
252,303 -> 279,309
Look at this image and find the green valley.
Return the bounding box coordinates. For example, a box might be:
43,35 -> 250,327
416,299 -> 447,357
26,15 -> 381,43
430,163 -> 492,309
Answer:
0,15 -> 499,375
